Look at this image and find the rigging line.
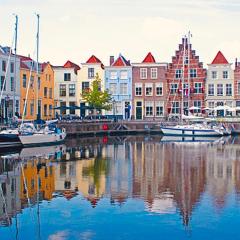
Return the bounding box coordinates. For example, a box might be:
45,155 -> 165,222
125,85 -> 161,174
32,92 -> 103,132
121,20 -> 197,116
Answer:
0,29 -> 15,104
21,46 -> 37,126
166,37 -> 187,117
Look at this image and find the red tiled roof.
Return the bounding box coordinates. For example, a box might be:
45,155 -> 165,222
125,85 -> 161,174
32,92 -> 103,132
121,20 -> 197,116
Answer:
17,54 -> 33,61
63,60 -> 80,74
112,54 -> 131,67
142,52 -> 156,63
20,61 -> 29,69
86,55 -> 102,64
211,51 -> 229,64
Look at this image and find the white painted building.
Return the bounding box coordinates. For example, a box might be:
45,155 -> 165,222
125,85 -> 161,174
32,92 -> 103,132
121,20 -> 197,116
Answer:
53,61 -> 80,116
0,46 -> 20,120
78,55 -> 105,117
206,51 -> 235,117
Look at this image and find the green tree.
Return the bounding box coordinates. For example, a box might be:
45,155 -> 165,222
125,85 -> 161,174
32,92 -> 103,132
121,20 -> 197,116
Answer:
82,73 -> 112,113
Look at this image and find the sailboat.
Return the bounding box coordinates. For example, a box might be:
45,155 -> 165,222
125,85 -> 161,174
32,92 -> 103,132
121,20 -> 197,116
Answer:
18,14 -> 66,147
161,33 -> 225,137
0,15 -> 22,147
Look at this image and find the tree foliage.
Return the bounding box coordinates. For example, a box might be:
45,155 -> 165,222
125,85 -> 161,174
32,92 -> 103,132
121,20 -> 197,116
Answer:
82,73 -> 112,111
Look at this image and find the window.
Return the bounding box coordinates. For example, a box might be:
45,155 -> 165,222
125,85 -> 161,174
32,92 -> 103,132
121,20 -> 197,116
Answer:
145,84 -> 153,96
60,84 -> 66,96
194,100 -> 201,113
120,83 -> 128,95
170,83 -> 178,94
38,77 -> 41,90
145,101 -> 153,116
60,101 -> 66,115
49,88 -> 53,99
212,71 -> 217,79
226,84 -> 232,96
23,74 -> 27,88
30,76 -> 34,88
208,84 -> 214,96
135,83 -> 142,96
175,69 -> 182,79
88,68 -> 94,78
190,69 -> 197,78
183,83 -> 189,96
10,62 -> 14,73
69,102 -> 76,114
120,71 -> 128,80
82,82 -> 90,92
109,83 -> 117,94
44,104 -> 47,116
184,56 -> 189,64
151,68 -> 157,79
30,101 -> 34,116
223,71 -> 228,79
44,87 -> 48,98
110,71 -> 117,80
140,68 -> 147,79
156,83 -> 163,96
0,76 -> 5,91
194,82 -> 202,94
217,84 -> 223,96
172,102 -> 180,114
64,73 -> 71,81
2,61 -> 6,71
15,100 -> 19,114
49,105 -> 53,116
238,81 -> 240,95
156,101 -> 164,116
69,84 -> 76,97
10,77 -> 14,91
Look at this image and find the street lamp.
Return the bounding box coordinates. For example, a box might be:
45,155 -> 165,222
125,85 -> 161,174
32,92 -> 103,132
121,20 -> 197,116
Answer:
112,99 -> 116,122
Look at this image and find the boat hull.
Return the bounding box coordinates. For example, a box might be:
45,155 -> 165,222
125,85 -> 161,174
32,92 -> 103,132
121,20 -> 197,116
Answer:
0,134 -> 22,148
19,132 -> 66,147
161,127 -> 223,137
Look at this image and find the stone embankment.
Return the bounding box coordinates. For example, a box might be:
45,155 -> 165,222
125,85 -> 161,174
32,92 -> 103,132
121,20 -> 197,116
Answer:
58,120 -> 240,137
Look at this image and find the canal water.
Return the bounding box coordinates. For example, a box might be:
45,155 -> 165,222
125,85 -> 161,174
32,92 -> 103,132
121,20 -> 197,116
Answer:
0,135 -> 240,240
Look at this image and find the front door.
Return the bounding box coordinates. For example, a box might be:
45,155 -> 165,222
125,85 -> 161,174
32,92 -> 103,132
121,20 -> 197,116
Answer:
136,101 -> 142,120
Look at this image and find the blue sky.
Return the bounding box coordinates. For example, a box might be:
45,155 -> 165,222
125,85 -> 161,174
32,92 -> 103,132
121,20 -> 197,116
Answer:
1,0 -> 240,66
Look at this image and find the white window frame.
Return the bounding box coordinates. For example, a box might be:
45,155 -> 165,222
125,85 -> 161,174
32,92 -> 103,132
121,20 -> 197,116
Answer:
145,101 -> 153,116
217,84 -> 223,96
208,84 -> 214,96
145,83 -> 153,96
140,68 -> 147,79
110,71 -> 117,80
120,70 -> 128,80
135,83 -> 142,96
156,83 -> 163,96
151,68 -> 157,79
155,101 -> 164,116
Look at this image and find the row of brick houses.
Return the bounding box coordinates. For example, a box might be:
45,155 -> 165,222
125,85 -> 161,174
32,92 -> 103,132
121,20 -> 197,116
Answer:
1,36 -> 240,121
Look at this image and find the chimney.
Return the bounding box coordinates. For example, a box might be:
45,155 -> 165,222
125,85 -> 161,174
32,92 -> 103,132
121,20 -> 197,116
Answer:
110,56 -> 114,66
235,58 -> 238,68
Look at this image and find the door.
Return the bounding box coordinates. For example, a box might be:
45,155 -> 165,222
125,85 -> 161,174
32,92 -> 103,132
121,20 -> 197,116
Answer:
136,101 -> 142,120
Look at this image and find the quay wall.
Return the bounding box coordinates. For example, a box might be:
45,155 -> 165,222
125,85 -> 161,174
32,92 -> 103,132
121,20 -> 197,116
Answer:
58,120 -> 240,136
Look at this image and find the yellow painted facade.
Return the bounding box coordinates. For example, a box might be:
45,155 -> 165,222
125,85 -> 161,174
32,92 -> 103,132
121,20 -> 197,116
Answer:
20,62 -> 54,120
20,160 -> 55,202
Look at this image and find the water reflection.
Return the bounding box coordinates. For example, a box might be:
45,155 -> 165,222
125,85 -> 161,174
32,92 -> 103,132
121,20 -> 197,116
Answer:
0,136 -> 240,236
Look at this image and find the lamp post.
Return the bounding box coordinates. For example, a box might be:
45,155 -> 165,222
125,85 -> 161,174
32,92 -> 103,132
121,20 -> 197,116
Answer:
112,99 -> 116,122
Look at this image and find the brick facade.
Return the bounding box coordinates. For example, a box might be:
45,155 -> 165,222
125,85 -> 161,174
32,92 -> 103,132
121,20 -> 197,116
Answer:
132,53 -> 168,120
166,38 -> 206,117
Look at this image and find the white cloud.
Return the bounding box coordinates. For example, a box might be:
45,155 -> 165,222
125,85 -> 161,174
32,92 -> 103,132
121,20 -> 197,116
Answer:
48,230 -> 69,240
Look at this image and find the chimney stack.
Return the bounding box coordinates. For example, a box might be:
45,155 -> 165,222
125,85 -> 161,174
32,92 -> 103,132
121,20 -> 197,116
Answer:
235,58 -> 238,68
110,56 -> 114,66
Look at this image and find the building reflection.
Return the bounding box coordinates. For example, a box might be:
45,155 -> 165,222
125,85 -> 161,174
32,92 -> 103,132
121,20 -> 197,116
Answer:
54,145 -> 108,206
1,137 -> 240,228
0,155 -> 21,226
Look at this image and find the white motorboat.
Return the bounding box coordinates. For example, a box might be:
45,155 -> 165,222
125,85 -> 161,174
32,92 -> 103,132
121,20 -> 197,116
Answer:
161,124 -> 224,137
19,125 -> 66,147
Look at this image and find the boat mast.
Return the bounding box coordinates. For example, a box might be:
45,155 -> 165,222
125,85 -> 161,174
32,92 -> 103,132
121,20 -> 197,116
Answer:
187,31 -> 191,115
13,14 -> 18,118
36,14 -> 40,120
181,36 -> 186,123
